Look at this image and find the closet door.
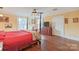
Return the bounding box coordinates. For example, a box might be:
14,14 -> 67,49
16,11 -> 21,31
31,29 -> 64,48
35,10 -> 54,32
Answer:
52,16 -> 64,36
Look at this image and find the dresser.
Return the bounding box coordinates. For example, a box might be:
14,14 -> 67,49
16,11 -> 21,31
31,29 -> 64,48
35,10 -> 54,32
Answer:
41,27 -> 52,36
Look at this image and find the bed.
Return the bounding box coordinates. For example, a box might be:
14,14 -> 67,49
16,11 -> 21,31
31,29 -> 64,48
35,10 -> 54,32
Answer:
0,30 -> 33,51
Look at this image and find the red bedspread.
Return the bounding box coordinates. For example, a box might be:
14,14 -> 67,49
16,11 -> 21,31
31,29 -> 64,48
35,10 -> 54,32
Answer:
0,31 -> 33,51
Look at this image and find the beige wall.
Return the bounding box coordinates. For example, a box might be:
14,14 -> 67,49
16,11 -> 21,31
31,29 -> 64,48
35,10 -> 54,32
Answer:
63,10 -> 79,36
0,13 -> 18,31
52,10 -> 79,36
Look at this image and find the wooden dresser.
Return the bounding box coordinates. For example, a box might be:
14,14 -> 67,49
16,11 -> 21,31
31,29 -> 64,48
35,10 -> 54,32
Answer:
41,27 -> 52,36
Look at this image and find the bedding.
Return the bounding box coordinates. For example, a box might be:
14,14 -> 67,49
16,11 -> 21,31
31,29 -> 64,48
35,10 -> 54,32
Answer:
0,30 -> 33,51
0,31 -> 5,41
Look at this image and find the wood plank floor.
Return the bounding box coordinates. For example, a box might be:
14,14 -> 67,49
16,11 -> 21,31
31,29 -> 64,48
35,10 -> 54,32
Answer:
24,35 -> 79,51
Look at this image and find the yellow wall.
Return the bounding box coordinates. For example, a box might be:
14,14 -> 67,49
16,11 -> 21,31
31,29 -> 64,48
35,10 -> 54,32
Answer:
51,10 -> 79,36
64,10 -> 79,36
0,13 -> 18,31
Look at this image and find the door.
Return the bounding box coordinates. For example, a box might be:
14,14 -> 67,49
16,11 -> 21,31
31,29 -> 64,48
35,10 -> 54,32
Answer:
52,16 -> 64,36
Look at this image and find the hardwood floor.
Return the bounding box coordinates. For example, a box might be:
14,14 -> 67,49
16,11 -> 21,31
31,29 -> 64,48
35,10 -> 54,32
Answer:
26,45 -> 41,51
24,35 -> 79,51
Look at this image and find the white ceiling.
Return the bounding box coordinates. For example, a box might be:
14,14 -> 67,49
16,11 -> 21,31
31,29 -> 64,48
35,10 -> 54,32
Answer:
0,7 -> 79,17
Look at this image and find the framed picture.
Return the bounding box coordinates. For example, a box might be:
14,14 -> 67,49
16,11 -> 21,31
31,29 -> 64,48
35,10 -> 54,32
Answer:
73,18 -> 78,23
64,18 -> 68,24
0,16 -> 9,22
5,17 -> 9,22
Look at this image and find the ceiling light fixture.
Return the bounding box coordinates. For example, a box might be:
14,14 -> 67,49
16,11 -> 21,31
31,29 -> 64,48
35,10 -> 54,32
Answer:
32,9 -> 37,13
32,9 -> 43,32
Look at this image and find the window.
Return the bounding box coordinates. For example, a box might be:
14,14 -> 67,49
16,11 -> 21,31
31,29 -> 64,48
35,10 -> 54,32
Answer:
18,17 -> 27,30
